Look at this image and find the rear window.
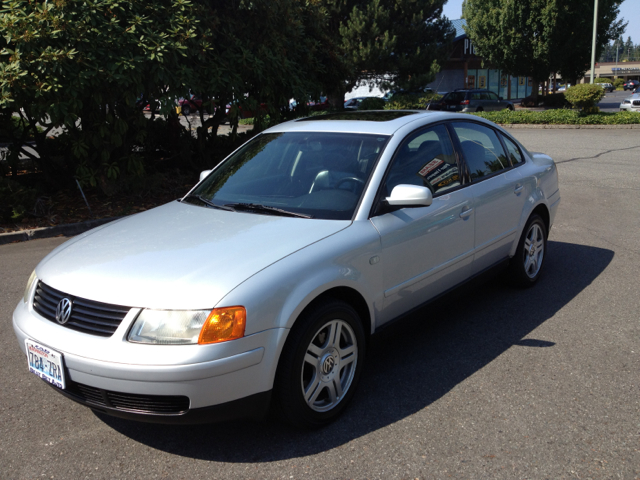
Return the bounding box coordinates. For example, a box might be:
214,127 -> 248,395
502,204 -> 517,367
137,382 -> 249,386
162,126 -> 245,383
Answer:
444,92 -> 466,103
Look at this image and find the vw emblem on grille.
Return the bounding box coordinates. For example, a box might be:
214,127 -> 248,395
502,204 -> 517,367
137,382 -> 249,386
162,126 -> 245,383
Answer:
322,355 -> 336,375
55,298 -> 73,325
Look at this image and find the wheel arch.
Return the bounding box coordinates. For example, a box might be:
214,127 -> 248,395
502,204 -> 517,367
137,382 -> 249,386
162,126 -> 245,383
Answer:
301,286 -> 373,341
531,203 -> 550,233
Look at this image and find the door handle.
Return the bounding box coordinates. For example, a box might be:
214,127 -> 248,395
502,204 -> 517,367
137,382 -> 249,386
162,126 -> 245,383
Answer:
514,184 -> 524,194
459,207 -> 473,219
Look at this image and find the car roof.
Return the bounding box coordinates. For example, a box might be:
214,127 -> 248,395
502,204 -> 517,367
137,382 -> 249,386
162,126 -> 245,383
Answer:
264,111 -> 457,135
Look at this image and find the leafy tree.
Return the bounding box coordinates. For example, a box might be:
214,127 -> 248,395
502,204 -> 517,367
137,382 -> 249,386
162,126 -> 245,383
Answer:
462,0 -> 626,100
175,0 -> 349,163
0,0 -> 197,190
0,0 -> 349,191
322,0 -> 455,106
551,1 -> 625,84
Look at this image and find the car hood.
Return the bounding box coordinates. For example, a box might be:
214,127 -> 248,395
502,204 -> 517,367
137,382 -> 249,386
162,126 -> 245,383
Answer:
37,201 -> 350,310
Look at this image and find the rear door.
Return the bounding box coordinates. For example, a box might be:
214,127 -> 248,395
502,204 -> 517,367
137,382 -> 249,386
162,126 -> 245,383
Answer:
450,121 -> 527,273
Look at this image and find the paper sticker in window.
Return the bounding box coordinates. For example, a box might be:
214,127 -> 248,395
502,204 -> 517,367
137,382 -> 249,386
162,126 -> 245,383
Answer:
418,159 -> 444,177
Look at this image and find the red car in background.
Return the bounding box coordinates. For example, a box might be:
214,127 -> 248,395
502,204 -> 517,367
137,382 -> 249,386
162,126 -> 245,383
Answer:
179,95 -> 216,115
308,96 -> 331,111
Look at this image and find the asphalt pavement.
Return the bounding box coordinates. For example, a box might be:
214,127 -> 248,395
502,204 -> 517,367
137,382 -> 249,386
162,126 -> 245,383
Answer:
1,128 -> 639,479
597,88 -> 633,112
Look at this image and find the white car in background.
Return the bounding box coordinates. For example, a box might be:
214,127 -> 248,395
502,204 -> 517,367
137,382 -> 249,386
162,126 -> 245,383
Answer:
14,111 -> 560,428
619,93 -> 640,112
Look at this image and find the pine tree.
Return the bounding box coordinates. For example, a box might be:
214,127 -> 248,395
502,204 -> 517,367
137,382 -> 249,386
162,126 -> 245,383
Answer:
322,0 -> 455,106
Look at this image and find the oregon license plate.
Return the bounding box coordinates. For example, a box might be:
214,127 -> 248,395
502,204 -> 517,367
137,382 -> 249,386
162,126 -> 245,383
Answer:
25,340 -> 65,389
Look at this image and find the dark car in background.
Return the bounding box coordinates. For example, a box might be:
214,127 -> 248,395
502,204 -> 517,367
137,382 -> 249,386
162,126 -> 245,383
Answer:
599,83 -> 615,93
623,80 -> 639,91
433,89 -> 514,113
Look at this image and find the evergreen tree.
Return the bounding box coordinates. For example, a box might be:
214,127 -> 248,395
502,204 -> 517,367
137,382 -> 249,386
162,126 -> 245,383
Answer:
322,0 -> 455,106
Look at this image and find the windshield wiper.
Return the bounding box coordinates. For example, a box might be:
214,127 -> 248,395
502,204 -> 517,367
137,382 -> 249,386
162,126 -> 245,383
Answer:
224,203 -> 312,219
182,194 -> 235,211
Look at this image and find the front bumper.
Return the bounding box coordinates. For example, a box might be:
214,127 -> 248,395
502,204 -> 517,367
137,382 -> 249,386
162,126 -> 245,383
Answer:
13,299 -> 287,423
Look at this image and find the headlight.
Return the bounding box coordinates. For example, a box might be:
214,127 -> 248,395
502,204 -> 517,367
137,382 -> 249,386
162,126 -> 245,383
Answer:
128,306 -> 246,345
24,270 -> 37,304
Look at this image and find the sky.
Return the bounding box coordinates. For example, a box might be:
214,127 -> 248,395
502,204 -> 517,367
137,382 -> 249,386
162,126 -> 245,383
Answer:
442,0 -> 640,44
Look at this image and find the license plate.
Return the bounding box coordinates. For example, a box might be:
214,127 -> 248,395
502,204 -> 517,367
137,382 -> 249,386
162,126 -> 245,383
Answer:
25,340 -> 65,389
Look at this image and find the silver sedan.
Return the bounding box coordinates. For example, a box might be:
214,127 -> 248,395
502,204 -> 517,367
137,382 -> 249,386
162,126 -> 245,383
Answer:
13,111 -> 560,428
619,93 -> 640,112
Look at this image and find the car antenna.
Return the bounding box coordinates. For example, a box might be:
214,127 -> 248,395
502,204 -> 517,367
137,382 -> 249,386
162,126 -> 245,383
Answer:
426,75 -> 446,111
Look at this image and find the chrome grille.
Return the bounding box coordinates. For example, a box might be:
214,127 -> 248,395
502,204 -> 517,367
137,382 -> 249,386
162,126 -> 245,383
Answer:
632,100 -> 640,106
33,281 -> 130,337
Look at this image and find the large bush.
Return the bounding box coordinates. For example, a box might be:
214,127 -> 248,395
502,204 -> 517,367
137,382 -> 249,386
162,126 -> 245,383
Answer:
358,97 -> 386,110
613,78 -> 625,89
541,92 -> 570,108
564,84 -> 605,111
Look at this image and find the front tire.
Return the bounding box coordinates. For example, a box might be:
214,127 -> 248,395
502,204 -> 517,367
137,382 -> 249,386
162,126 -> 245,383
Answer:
509,214 -> 547,287
273,299 -> 365,428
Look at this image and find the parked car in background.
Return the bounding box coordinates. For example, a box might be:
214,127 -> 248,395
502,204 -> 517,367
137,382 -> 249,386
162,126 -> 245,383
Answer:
180,95 -> 215,116
434,89 -> 514,112
619,93 -> 640,112
344,97 -> 367,110
598,83 -> 615,93
308,96 -> 331,111
383,87 -> 434,102
623,80 -> 639,91
14,111 -> 560,428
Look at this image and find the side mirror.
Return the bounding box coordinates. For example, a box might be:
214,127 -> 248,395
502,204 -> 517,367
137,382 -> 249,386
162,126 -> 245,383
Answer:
499,96 -> 504,100
386,184 -> 433,207
199,170 -> 212,182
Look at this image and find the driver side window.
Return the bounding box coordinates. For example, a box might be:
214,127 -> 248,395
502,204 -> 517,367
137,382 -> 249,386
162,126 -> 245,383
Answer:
384,124 -> 460,197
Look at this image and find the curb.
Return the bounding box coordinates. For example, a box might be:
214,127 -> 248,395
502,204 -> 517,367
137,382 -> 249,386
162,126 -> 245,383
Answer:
0,217 -> 122,246
499,124 -> 640,129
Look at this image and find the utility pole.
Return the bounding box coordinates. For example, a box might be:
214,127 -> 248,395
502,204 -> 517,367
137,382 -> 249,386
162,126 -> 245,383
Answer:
589,0 -> 599,84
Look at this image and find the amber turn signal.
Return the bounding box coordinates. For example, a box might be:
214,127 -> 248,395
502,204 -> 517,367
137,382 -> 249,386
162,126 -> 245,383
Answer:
198,306 -> 246,344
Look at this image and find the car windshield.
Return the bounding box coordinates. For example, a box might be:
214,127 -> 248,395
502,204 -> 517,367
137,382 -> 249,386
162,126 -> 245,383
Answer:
188,132 -> 389,220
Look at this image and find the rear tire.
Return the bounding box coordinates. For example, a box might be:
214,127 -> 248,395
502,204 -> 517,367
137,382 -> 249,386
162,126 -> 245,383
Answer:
476,107 -> 484,112
182,105 -> 191,116
273,299 -> 365,428
508,214 -> 547,288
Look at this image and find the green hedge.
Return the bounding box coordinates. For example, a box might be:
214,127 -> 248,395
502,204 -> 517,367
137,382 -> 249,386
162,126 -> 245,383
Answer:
358,97 -> 386,110
471,110 -> 640,125
383,93 -> 443,110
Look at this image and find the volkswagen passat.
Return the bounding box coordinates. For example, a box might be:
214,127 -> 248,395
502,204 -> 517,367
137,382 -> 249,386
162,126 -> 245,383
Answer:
14,111 -> 560,428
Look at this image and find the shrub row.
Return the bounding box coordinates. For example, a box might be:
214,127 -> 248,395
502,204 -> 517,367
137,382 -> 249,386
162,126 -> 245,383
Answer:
471,110 -> 640,125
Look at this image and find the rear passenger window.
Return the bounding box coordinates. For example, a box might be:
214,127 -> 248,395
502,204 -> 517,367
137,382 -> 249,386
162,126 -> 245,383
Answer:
385,124 -> 460,196
451,122 -> 509,180
502,135 -> 525,166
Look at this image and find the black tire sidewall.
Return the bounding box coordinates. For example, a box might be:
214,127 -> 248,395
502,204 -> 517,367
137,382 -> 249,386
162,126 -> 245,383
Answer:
274,299 -> 366,428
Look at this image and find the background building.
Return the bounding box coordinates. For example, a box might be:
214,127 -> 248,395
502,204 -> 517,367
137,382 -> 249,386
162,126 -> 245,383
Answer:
427,19 -> 533,99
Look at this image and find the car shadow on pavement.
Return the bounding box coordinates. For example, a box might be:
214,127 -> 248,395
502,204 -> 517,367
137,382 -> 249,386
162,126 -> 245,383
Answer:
97,240 -> 613,462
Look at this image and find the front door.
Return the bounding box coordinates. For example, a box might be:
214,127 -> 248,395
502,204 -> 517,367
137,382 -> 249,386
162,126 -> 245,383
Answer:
370,124 -> 475,325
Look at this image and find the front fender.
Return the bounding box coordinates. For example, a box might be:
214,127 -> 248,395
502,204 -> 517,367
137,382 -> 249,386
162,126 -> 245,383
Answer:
214,220 -> 382,336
